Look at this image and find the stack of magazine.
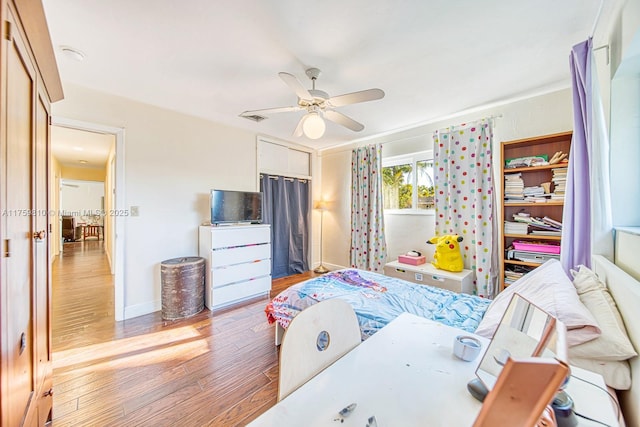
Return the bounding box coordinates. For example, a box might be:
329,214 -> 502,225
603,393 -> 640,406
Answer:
504,264 -> 535,286
511,213 -> 562,236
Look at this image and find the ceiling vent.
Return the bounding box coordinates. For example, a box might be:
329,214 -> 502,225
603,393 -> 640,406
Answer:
240,114 -> 267,122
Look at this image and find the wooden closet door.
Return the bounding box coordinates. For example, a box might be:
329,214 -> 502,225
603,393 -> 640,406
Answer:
3,9 -> 37,426
34,91 -> 53,426
2,1 -> 61,424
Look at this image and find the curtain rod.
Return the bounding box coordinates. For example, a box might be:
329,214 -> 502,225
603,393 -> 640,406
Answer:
379,115 -> 504,146
590,0 -> 605,38
435,114 -> 503,132
260,174 -> 308,183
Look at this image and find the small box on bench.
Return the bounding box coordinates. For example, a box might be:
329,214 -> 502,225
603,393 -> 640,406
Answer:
397,255 -> 426,266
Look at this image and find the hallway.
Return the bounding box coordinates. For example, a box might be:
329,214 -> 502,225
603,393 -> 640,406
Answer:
50,241 -> 313,426
52,240 -> 114,352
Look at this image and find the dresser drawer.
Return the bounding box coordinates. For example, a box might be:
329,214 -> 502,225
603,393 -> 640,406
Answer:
209,226 -> 270,249
211,259 -> 270,287
384,261 -> 474,294
210,243 -> 270,268
208,275 -> 271,309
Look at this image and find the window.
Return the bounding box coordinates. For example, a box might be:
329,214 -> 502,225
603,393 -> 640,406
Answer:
382,151 -> 434,213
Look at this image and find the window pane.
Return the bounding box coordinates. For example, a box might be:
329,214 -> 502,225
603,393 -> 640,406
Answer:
383,163 -> 413,209
416,160 -> 434,210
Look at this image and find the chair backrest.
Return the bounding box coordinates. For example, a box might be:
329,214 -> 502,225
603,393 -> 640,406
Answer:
84,225 -> 99,239
277,298 -> 361,401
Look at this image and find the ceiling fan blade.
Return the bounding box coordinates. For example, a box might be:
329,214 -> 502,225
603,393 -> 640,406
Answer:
293,115 -> 305,137
240,105 -> 302,116
279,72 -> 313,101
328,88 -> 385,107
324,110 -> 365,132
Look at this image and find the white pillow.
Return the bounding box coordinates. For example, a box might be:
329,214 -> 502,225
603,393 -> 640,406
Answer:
569,265 -> 637,361
569,357 -> 632,390
475,259 -> 601,346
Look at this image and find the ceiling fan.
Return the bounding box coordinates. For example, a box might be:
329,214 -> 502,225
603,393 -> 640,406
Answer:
240,68 -> 385,139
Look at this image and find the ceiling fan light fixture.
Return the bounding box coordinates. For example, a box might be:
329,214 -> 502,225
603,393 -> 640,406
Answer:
302,112 -> 325,139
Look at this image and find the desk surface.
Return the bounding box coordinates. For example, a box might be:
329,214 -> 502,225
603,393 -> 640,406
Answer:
249,313 -> 620,427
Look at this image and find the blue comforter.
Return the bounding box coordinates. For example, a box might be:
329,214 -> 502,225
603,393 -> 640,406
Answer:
266,269 -> 490,339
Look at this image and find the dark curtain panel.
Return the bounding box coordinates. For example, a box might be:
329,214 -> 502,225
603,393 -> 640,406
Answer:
260,174 -> 310,279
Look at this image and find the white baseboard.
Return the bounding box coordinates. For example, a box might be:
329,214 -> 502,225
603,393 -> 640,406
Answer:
124,299 -> 160,320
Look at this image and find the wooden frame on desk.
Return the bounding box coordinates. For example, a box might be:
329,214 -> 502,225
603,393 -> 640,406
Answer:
474,357 -> 569,427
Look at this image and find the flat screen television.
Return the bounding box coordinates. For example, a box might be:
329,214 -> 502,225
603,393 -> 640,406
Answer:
210,189 -> 263,225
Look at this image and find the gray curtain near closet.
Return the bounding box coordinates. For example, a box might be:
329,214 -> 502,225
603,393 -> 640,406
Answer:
260,174 -> 310,279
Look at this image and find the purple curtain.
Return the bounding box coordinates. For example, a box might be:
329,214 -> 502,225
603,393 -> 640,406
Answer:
561,39 -> 592,273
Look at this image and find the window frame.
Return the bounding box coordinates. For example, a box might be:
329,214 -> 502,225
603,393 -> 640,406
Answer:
382,150 -> 435,215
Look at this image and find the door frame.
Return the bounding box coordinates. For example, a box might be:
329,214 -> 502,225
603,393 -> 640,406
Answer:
51,117 -> 126,321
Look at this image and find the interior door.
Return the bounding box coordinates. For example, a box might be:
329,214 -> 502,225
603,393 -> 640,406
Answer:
4,12 -> 37,425
34,91 -> 53,425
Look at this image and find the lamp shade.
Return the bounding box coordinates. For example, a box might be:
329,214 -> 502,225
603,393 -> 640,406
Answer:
302,113 -> 325,139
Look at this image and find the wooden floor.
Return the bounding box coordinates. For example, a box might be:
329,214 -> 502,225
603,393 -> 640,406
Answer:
51,241 -> 317,426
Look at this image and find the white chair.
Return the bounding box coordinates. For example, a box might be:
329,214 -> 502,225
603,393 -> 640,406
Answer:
277,298 -> 361,401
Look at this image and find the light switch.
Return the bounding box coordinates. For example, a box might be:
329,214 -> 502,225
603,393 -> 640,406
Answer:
130,206 -> 140,217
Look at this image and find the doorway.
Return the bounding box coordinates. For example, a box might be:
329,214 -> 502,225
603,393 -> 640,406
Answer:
50,118 -> 126,321
60,179 -> 105,243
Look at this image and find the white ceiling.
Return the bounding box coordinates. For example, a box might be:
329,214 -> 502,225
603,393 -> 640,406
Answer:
42,0 -> 611,151
51,126 -> 114,168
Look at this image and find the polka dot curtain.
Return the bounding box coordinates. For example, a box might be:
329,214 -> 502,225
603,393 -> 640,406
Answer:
433,120 -> 498,298
350,144 -> 388,272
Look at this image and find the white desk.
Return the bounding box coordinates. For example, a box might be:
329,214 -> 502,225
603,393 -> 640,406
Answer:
249,313 -> 620,426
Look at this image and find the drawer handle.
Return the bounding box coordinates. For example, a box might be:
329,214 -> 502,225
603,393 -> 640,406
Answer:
431,275 -> 445,282
394,268 -> 406,273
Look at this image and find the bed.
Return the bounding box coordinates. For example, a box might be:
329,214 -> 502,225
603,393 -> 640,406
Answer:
592,254 -> 640,427
266,268 -> 490,345
266,254 -> 640,425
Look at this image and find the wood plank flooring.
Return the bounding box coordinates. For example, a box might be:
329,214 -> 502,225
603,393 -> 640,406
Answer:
51,241 -> 317,426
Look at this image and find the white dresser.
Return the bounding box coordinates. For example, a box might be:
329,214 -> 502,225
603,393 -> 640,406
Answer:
198,224 -> 272,310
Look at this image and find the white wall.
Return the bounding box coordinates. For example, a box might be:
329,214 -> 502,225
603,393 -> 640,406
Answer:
600,0 -> 640,227
320,88 -> 574,269
61,179 -> 104,218
319,0 -> 640,270
53,84 -> 262,319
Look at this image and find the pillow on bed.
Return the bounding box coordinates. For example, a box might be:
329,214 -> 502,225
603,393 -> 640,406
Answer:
569,356 -> 632,390
475,259 -> 601,346
568,265 -> 637,361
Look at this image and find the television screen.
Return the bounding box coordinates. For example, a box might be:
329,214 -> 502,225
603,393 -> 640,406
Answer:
210,189 -> 263,224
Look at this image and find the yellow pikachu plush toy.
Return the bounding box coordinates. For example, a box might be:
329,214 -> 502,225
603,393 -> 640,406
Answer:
426,235 -> 464,272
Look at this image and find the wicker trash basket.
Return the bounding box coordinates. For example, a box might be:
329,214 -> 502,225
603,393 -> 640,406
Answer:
160,256 -> 205,320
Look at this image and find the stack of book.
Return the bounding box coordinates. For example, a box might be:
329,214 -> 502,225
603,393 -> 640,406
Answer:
511,213 -> 563,235
551,167 -> 568,201
523,185 -> 550,203
504,173 -> 524,202
504,220 -> 529,235
504,265 -> 535,286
